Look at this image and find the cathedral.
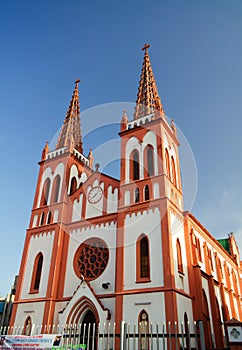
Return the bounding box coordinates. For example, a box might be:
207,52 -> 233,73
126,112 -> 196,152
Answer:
9,45 -> 242,349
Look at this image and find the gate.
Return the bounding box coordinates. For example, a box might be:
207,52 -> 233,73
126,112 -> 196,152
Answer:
1,320 -> 206,350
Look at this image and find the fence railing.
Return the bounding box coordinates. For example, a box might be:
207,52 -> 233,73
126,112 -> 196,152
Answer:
0,321 -> 206,350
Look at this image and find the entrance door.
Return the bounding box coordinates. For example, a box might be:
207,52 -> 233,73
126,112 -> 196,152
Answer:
80,310 -> 97,350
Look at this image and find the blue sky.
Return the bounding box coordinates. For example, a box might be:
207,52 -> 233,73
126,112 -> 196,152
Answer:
0,0 -> 242,296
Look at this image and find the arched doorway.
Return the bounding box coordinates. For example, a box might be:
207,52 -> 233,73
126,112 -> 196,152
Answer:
66,297 -> 99,349
80,310 -> 97,350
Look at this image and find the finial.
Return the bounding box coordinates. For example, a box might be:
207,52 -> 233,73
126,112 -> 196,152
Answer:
95,163 -> 100,172
142,43 -> 150,51
121,110 -> 129,131
171,119 -> 177,137
41,141 -> 49,161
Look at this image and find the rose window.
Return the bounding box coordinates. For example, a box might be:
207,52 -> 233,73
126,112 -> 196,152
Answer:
74,238 -> 109,281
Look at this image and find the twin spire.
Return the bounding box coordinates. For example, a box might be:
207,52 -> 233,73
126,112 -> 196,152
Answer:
134,44 -> 164,119
56,44 -> 163,153
56,79 -> 83,153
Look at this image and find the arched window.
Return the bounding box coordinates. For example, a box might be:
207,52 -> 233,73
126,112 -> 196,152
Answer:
46,211 -> 52,225
23,316 -> 32,336
232,270 -> 238,294
30,253 -> 43,293
40,212 -> 45,226
176,239 -> 184,274
130,150 -> 140,181
171,156 -> 177,186
136,235 -> 150,281
40,178 -> 51,206
144,185 -> 150,201
196,237 -> 202,262
144,145 -> 154,177
165,149 -> 170,179
52,175 -> 61,203
135,187 -> 140,203
70,177 -> 77,195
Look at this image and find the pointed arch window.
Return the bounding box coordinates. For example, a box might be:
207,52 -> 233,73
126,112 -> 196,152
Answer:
232,270 -> 238,294
70,177 -> 77,195
171,156 -> 177,187
30,252 -> 43,293
196,237 -> 202,262
135,187 -> 140,203
144,145 -> 154,177
40,178 -> 51,206
52,175 -> 61,203
136,235 -> 150,282
40,212 -> 45,226
165,149 -> 170,179
46,211 -> 52,225
176,239 -> 184,274
144,185 -> 150,201
130,150 -> 140,181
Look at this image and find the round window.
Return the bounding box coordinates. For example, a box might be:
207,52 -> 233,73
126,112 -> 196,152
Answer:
74,238 -> 109,281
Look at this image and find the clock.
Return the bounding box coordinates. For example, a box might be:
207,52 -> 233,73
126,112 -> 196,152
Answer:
87,186 -> 103,204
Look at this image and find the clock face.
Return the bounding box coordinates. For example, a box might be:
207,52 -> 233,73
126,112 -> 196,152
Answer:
87,186 -> 103,204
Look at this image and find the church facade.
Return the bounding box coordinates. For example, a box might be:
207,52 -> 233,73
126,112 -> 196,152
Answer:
10,46 -> 242,349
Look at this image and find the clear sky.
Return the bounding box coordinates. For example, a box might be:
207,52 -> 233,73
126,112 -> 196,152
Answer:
0,0 -> 242,296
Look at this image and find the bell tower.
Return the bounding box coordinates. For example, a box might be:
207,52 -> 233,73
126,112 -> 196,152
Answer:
10,80 -> 94,330
116,44 -> 186,327
119,44 -> 183,209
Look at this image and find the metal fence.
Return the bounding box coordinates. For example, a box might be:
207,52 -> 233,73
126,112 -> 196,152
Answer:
0,321 -> 206,350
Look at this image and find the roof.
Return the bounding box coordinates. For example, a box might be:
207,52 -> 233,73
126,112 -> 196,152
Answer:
217,238 -> 231,254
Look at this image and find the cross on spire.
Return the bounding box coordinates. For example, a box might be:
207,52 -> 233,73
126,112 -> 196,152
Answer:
142,43 -> 150,51
134,44 -> 164,120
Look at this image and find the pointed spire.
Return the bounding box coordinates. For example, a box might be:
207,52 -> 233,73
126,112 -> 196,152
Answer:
56,79 -> 83,153
134,44 -> 164,120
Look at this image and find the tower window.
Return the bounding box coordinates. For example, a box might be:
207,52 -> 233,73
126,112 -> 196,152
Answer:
144,145 -> 154,177
171,156 -> 177,187
130,150 -> 140,181
165,149 -> 170,179
70,177 -> 77,195
144,185 -> 150,200
52,175 -> 61,203
40,178 -> 51,206
176,239 -> 184,274
135,187 -> 140,203
40,212 -> 45,226
46,211 -> 52,225
30,253 -> 43,293
136,235 -> 150,281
